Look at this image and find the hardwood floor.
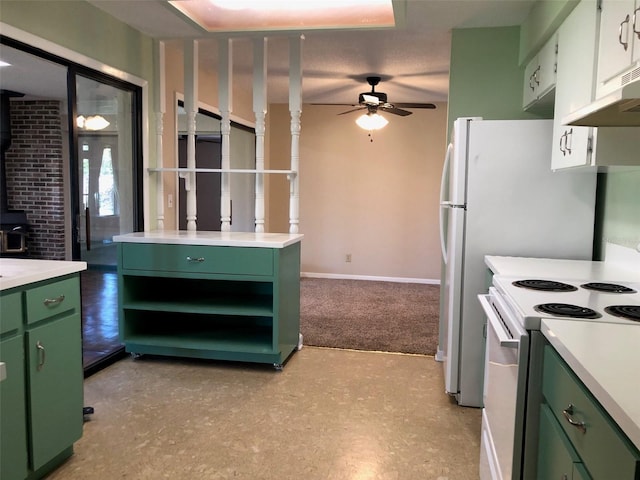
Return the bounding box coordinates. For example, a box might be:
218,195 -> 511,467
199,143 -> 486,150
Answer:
80,270 -> 126,375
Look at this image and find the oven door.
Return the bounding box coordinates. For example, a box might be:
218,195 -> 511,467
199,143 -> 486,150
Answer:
478,288 -> 529,480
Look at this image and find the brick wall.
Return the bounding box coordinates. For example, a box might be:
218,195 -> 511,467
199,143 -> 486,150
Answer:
5,100 -> 66,260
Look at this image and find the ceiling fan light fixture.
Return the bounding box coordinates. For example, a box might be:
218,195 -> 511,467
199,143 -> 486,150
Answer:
356,112 -> 388,131
77,115 -> 110,131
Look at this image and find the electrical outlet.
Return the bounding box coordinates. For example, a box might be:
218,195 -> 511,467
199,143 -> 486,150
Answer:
345,254 -> 352,263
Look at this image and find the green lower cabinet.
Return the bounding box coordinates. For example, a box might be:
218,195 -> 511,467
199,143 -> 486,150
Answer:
537,403 -> 589,480
0,335 -> 29,480
26,313 -> 83,472
536,345 -> 640,479
0,273 -> 84,479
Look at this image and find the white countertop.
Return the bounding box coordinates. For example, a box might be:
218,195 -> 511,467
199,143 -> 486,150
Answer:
541,319 -> 640,450
0,259 -> 87,291
486,255 -> 640,282
113,231 -> 304,248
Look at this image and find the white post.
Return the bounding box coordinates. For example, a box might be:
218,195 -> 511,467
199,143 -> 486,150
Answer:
184,40 -> 198,231
253,37 -> 267,233
289,35 -> 303,234
154,40 -> 166,230
219,38 -> 233,232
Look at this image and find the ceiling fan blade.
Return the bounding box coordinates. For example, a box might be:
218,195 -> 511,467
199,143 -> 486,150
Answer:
394,102 -> 437,109
337,106 -> 367,115
361,94 -> 381,105
380,106 -> 412,117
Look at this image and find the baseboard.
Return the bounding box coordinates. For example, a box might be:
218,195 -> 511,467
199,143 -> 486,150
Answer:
301,271 -> 440,285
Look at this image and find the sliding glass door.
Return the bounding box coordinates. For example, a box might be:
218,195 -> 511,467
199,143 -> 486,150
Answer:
72,73 -> 141,268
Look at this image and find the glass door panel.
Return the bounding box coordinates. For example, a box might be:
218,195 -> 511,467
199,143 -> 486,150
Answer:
75,75 -> 134,268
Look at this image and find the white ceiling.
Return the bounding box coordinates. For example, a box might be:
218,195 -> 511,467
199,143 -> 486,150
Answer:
1,0 -> 537,107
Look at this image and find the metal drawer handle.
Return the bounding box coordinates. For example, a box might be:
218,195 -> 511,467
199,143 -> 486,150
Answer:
634,7 -> 640,39
186,256 -> 205,263
43,295 -> 65,307
36,341 -> 46,371
562,404 -> 587,434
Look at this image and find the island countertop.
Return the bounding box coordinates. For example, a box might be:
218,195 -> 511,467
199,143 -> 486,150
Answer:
0,259 -> 87,291
113,231 -> 304,248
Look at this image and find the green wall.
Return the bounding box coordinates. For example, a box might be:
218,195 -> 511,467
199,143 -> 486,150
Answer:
595,171 -> 640,259
447,26 -> 539,137
0,1 -> 154,82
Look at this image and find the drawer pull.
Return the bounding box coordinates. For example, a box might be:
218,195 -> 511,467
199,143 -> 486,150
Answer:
562,404 -> 587,434
36,341 -> 46,371
186,256 -> 205,263
43,295 -> 65,307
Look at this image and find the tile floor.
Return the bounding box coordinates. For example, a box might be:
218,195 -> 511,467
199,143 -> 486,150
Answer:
48,348 -> 481,480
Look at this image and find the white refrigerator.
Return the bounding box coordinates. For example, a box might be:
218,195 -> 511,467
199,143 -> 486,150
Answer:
438,118 -> 596,407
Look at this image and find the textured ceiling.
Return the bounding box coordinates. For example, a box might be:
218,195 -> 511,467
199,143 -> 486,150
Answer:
1,1 -> 537,107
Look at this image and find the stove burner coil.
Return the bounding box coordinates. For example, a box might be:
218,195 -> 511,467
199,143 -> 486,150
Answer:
604,305 -> 640,322
513,279 -> 577,292
534,303 -> 601,319
580,282 -> 637,294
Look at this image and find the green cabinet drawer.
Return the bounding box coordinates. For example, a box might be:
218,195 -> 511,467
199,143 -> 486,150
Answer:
537,403 -> 583,480
121,243 -> 274,276
25,276 -> 81,325
543,346 -> 640,479
0,292 -> 22,334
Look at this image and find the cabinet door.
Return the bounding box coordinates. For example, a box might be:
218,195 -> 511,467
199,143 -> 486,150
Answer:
633,1 -> 640,65
0,336 -> 29,480
537,403 -> 582,480
551,0 -> 598,170
26,313 -> 83,471
537,33 -> 558,98
597,0 -> 635,89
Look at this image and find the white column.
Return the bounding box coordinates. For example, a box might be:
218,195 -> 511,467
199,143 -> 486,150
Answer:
154,40 -> 166,230
184,39 -> 198,231
219,38 -> 233,232
289,35 -> 303,234
253,37 -> 267,233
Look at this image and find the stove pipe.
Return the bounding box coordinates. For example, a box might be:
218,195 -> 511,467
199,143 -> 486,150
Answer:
0,89 -> 25,216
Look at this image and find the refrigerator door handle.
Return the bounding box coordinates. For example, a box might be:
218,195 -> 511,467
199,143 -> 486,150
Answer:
439,143 -> 453,263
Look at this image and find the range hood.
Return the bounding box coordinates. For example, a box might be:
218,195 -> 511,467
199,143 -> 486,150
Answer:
563,78 -> 640,127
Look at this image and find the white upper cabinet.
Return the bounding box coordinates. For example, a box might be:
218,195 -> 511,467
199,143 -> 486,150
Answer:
551,0 -> 599,170
596,0 -> 640,98
523,33 -> 559,111
552,0 -> 640,170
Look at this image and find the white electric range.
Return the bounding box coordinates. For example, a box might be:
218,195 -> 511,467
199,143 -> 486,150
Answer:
479,273 -> 640,480
492,275 -> 640,329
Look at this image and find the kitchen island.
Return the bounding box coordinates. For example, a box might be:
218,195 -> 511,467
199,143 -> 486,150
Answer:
0,258 -> 86,480
113,231 -> 304,369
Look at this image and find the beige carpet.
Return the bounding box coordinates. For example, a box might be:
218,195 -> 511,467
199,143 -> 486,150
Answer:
299,277 -> 440,356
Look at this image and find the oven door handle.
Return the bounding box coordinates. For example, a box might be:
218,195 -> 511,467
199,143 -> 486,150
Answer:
478,294 -> 519,348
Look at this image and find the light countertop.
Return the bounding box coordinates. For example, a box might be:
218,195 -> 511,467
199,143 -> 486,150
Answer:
113,231 -> 304,249
541,319 -> 640,450
0,259 -> 87,291
485,255 -> 640,282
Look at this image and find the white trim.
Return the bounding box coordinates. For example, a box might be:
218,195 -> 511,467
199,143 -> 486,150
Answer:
0,23 -> 146,87
175,93 -> 256,130
300,272 -> 440,285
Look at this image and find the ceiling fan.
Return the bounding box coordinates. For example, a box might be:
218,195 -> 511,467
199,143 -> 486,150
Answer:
337,76 -> 436,118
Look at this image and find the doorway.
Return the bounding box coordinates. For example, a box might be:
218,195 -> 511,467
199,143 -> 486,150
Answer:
0,37 -> 143,374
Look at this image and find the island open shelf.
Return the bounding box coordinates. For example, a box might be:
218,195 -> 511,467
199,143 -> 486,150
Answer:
114,231 -> 303,368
